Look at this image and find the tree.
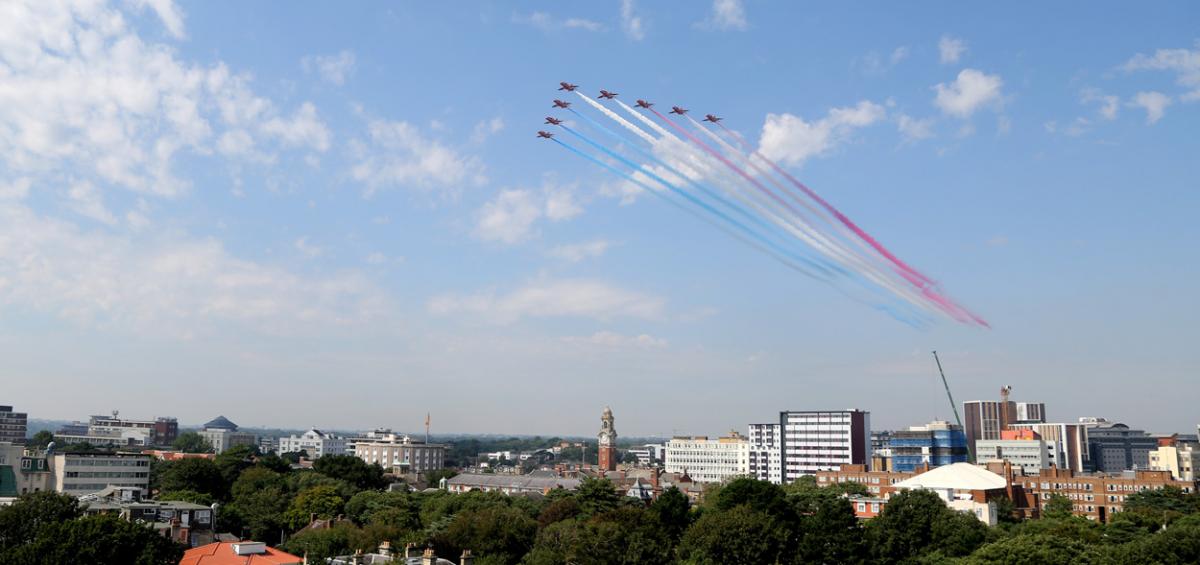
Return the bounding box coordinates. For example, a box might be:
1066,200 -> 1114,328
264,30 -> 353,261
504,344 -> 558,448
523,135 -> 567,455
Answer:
424,468 -> 458,488
962,534 -> 1108,564
826,480 -> 871,497
30,430 -> 54,449
0,513 -> 184,565
537,496 -> 580,528
1042,493 -> 1074,520
158,458 -> 226,500
230,466 -> 287,501
678,504 -> 789,565
865,489 -> 987,562
712,477 -> 792,519
650,486 -> 691,541
0,491 -> 83,553
172,432 -> 214,454
214,444 -> 256,486
525,506 -> 671,565
224,486 -> 291,544
1122,485 -> 1199,526
432,506 -> 537,565
576,478 -> 620,518
792,491 -> 866,564
312,454 -> 389,491
284,485 -> 346,530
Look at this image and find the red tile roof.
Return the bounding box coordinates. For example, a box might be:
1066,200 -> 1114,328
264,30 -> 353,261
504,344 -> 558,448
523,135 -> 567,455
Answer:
180,542 -> 302,565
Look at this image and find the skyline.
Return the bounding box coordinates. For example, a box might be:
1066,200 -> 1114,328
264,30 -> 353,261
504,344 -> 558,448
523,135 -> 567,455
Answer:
2,1 -> 1198,437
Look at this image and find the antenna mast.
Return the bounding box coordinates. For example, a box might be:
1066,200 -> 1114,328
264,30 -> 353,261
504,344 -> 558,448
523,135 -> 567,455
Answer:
932,350 -> 972,463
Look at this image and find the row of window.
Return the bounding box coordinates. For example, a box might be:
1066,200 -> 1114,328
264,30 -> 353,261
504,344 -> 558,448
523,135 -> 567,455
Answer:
65,471 -> 149,478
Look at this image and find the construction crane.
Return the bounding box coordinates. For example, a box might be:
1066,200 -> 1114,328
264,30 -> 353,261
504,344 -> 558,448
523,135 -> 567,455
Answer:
932,350 -> 972,462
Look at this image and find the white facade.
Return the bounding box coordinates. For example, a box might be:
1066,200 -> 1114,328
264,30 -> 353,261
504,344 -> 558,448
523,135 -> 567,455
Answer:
1010,423 -> 1089,472
1149,443 -> 1200,481
779,410 -> 871,482
355,434 -> 446,473
198,429 -> 257,454
51,452 -> 151,496
748,423 -> 783,484
664,433 -> 749,484
975,438 -> 1059,474
277,429 -> 348,458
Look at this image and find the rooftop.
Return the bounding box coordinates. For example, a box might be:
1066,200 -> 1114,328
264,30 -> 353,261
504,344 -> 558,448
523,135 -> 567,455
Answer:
181,542 -> 301,565
895,463 -> 1008,491
203,416 -> 239,431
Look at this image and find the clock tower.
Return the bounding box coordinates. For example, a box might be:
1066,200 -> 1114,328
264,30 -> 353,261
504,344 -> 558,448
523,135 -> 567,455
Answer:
598,406 -> 617,472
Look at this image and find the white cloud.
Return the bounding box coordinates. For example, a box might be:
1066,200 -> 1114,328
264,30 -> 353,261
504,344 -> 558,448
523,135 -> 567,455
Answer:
696,0 -> 748,31
1081,88 -> 1120,120
0,178 -> 32,201
598,179 -> 644,206
67,181 -> 118,225
891,46 -> 910,65
544,186 -> 583,221
261,102 -> 331,152
857,47 -> 910,75
474,184 -> 583,244
301,50 -> 356,86
896,114 -> 935,142
620,0 -> 646,41
0,1 -> 330,199
366,252 -> 388,265
294,236 -> 325,258
470,116 -> 506,144
933,69 -> 1004,118
939,35 -> 967,64
131,0 -> 186,39
548,239 -> 611,262
563,330 -> 667,349
0,201 -> 385,337
1129,91 -> 1172,124
1122,41 -> 1200,102
512,12 -> 605,32
474,189 -> 543,244
428,278 -> 664,323
349,119 -> 486,198
758,101 -> 887,165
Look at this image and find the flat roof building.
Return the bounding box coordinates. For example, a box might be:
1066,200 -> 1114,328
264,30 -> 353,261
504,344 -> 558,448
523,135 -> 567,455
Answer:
664,431 -> 750,484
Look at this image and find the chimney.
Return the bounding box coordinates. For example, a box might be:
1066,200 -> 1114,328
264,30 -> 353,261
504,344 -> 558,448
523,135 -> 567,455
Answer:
405,543 -> 418,558
423,547 -> 436,565
378,541 -> 392,557
461,549 -> 474,565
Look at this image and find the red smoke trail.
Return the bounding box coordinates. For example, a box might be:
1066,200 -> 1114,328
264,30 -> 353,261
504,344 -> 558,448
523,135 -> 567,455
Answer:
712,121 -> 990,328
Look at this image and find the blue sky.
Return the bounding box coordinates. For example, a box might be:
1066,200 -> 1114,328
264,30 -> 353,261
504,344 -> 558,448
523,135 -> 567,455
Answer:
1,1 -> 1197,437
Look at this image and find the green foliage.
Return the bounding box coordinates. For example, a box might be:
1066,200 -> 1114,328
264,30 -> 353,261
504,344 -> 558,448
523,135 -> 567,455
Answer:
344,490 -> 420,531
172,431 -> 214,453
30,430 -> 54,449
312,454 -> 390,491
962,534 -> 1109,564
537,495 -> 580,528
157,457 -> 226,500
1122,485 -> 1200,526
712,477 -> 791,518
0,491 -> 83,553
157,489 -> 215,506
0,497 -> 181,565
284,485 -> 346,530
678,504 -> 789,565
576,477 -> 621,518
424,468 -> 458,488
649,486 -> 691,541
1042,493 -> 1074,519
792,491 -> 866,564
865,489 -> 988,562
432,505 -> 537,565
525,506 -> 673,565
826,479 -> 871,497
213,444 -> 257,486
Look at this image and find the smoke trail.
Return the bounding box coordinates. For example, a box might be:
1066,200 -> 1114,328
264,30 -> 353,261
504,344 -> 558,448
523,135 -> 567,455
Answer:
573,92 -> 656,144
551,136 -> 929,328
711,121 -> 989,328
550,137 -> 828,282
559,124 -> 835,278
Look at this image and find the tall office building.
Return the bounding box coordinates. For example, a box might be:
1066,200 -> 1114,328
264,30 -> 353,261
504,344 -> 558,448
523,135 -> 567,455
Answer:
963,389 -> 1046,458
748,423 -> 783,484
774,410 -> 871,482
889,420 -> 969,472
0,406 -> 27,444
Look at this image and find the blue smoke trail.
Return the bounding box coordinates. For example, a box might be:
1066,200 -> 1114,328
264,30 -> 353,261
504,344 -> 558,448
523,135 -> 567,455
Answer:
559,125 -> 835,278
550,137 -> 828,282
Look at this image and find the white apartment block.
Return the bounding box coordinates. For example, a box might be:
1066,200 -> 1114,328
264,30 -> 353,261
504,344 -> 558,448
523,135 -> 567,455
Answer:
277,429 -> 348,458
1149,442 -> 1200,481
975,438 -> 1060,475
748,423 -> 783,484
354,434 -> 445,473
51,452 -> 151,496
779,410 -> 871,482
664,432 -> 749,484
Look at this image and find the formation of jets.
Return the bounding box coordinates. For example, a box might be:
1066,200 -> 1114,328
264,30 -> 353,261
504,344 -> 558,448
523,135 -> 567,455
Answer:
541,83 -> 721,139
